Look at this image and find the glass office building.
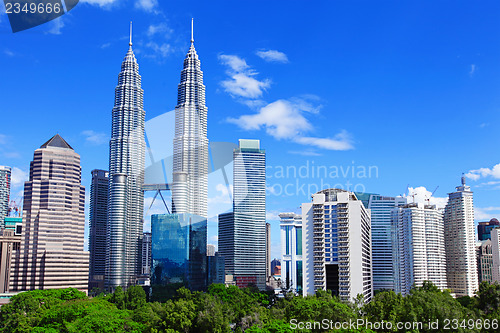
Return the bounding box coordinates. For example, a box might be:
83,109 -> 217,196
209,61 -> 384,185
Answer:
151,213 -> 207,291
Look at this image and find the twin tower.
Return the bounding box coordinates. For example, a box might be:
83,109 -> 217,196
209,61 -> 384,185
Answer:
106,21 -> 208,290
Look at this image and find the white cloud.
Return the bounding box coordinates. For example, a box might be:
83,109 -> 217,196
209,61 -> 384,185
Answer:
4,152 -> 21,158
288,150 -> 322,157
144,41 -> 173,58
147,23 -> 172,37
466,163 -> 500,181
266,210 -> 281,221
295,132 -> 353,151
228,99 -> 354,151
406,186 -> 448,209
0,134 -> 6,144
475,207 -> 500,221
4,49 -> 15,57
469,64 -> 476,76
219,54 -> 271,99
11,167 -> 28,188
210,235 -> 218,242
208,183 -> 232,205
81,0 -> 118,7
135,0 -> 158,12
82,130 -> 108,145
46,17 -> 64,35
101,43 -> 111,49
256,49 -> 289,63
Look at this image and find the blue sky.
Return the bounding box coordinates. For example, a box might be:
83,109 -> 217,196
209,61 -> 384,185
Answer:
1,0 -> 500,259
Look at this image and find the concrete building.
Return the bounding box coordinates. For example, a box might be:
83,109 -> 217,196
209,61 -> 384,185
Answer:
477,240 -> 493,284
266,222 -> 271,280
0,229 -> 20,293
106,28 -> 146,290
279,213 -> 303,294
302,189 -> 372,302
88,169 -> 108,291
0,166 -> 11,229
171,20 -> 208,219
444,176 -> 478,297
207,244 -> 215,257
271,258 -> 281,276
392,203 -> 447,295
218,140 -> 266,289
10,135 -> 89,292
492,228 -> 500,282
478,218 -> 500,241
141,232 -> 152,276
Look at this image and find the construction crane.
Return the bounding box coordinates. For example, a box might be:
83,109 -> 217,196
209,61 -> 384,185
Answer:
425,186 -> 439,205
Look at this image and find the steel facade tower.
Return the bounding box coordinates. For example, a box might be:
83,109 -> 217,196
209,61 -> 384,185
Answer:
444,176 -> 478,297
106,27 -> 146,290
172,20 -> 209,218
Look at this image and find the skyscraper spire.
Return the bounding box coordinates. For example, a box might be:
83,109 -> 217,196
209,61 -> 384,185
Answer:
105,26 -> 145,291
129,21 -> 133,47
191,18 -> 194,43
171,19 -> 208,218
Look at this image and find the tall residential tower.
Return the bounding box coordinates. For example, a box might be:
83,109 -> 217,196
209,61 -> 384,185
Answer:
444,176 -> 478,297
171,20 -> 209,218
106,26 -> 146,290
0,166 -> 11,229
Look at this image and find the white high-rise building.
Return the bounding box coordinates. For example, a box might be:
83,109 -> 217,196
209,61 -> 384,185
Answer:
491,228 -> 500,282
106,26 -> 146,290
392,203 -> 447,295
444,176 -> 478,297
172,20 -> 208,218
302,189 -> 372,302
280,213 -> 303,294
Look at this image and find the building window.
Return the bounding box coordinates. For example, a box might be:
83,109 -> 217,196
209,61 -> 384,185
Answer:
296,227 -> 302,255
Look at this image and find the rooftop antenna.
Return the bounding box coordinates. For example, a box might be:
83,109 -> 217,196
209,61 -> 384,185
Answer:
129,21 -> 133,47
191,18 -> 194,43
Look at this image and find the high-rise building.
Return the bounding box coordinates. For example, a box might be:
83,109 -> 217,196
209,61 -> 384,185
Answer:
151,213 -> 207,291
363,194 -> 406,291
207,252 -> 225,285
491,228 -> 500,282
207,244 -> 215,257
10,135 -> 89,292
141,232 -> 152,276
302,189 -> 373,302
0,228 -> 20,293
477,240 -> 493,284
478,219 -> 500,241
218,140 -> 266,289
271,258 -> 281,275
266,222 -> 271,279
444,176 -> 478,297
106,27 -> 146,290
392,203 -> 447,295
88,169 -> 109,291
279,213 -> 303,293
0,166 -> 11,229
171,20 -> 208,218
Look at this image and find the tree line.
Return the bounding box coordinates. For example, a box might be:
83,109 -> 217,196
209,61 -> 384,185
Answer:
0,281 -> 499,332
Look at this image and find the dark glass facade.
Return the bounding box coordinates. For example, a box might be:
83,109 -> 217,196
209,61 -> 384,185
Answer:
151,213 -> 207,291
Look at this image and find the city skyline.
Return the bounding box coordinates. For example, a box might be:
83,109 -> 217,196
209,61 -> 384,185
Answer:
2,1 -> 500,260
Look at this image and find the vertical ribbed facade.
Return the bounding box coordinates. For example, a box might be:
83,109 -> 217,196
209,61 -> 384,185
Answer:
106,42 -> 145,290
10,135 -> 89,292
444,176 -> 478,297
392,203 -> 447,295
88,169 -> 109,289
0,166 -> 11,229
233,140 -> 266,289
172,40 -> 208,218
